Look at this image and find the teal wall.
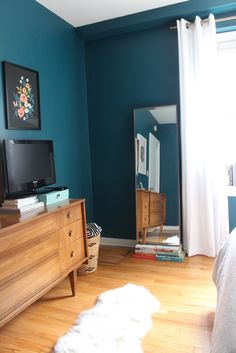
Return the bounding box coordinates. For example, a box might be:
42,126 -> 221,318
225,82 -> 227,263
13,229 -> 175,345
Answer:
84,0 -> 236,238
228,197 -> 236,233
0,0 -> 93,220
158,124 -> 179,226
85,26 -> 179,238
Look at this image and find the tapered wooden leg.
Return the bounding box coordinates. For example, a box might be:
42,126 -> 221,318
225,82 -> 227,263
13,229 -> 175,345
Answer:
143,228 -> 147,243
160,224 -> 163,238
69,269 -> 77,296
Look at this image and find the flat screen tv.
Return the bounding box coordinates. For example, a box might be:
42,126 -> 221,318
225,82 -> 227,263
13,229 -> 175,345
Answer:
2,139 -> 56,198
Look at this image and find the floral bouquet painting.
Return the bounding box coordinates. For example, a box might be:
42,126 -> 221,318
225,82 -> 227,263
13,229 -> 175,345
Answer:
3,62 -> 41,130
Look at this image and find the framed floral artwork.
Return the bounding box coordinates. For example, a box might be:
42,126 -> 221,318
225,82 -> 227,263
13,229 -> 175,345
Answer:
3,61 -> 41,130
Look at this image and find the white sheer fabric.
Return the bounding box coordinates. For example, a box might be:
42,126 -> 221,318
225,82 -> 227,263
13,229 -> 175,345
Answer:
177,14 -> 229,257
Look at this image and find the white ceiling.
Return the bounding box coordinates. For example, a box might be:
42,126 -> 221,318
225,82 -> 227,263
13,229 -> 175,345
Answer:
149,105 -> 177,124
36,0 -> 189,27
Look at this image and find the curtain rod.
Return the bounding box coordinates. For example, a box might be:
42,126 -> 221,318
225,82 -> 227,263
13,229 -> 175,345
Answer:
170,15 -> 236,31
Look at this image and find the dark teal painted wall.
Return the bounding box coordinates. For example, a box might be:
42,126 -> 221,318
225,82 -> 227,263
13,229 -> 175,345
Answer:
85,26 -> 179,238
85,0 -> 236,239
158,124 -> 179,226
228,197 -> 236,233
0,0 -> 93,219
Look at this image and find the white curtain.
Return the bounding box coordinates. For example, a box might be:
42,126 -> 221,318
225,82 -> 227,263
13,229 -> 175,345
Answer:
177,14 -> 229,257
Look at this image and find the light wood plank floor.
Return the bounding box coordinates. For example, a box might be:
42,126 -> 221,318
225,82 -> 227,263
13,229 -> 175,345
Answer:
0,248 -> 216,353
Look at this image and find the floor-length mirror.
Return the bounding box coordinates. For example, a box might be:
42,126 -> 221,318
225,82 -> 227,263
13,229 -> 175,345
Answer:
134,105 -> 181,245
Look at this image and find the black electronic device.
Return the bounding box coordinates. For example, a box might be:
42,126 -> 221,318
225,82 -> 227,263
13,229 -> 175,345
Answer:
41,186 -> 68,192
1,139 -> 56,198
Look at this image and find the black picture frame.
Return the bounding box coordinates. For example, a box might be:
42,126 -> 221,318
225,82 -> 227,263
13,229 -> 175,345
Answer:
3,61 -> 41,130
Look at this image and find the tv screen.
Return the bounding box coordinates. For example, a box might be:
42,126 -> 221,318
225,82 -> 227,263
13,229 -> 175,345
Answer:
2,139 -> 56,197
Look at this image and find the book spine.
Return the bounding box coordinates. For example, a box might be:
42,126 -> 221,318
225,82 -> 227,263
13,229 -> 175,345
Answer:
2,200 -> 40,209
135,249 -> 159,254
19,202 -> 44,213
0,207 -> 19,212
135,249 -> 181,255
1,204 -> 20,208
4,197 -> 39,207
135,246 -> 180,251
157,251 -> 181,257
156,255 -> 184,262
131,253 -> 156,260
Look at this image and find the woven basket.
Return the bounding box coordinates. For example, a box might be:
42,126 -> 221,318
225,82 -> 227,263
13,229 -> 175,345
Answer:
77,232 -> 100,275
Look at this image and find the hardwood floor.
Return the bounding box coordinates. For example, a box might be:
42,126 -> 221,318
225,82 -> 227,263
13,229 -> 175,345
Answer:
0,247 -> 216,353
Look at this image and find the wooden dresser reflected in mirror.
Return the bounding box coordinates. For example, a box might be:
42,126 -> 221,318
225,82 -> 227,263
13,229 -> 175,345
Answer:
136,189 -> 166,243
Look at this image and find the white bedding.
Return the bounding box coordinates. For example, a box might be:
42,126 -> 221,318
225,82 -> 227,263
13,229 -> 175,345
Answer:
211,228 -> 236,353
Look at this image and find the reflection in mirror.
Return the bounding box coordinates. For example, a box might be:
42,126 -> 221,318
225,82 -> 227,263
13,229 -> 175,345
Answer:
134,105 -> 180,246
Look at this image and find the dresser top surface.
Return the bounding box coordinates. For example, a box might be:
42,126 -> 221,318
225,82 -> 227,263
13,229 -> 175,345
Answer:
0,199 -> 85,231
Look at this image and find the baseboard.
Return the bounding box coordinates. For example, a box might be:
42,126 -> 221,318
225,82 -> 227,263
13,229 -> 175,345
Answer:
100,226 -> 179,247
148,225 -> 179,232
163,225 -> 179,231
100,237 -> 136,247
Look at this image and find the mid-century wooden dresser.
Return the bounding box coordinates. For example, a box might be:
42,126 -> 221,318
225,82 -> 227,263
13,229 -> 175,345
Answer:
136,190 -> 166,243
0,199 -> 88,327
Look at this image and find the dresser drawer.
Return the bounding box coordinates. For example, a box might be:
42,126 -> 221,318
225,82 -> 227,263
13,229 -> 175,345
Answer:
59,237 -> 85,272
150,192 -> 161,203
150,202 -> 163,213
140,191 -> 149,202
0,215 -> 57,254
59,219 -> 84,248
142,213 -> 149,227
150,213 -> 163,226
142,201 -> 149,213
150,192 -> 166,202
0,254 -> 60,322
0,199 -> 88,328
57,204 -> 83,227
150,193 -> 165,211
0,232 -> 58,286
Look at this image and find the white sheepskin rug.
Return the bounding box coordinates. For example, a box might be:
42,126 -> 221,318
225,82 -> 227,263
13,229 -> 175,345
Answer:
54,283 -> 160,353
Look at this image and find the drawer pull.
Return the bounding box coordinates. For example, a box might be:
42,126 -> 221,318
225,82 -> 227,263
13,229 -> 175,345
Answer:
67,211 -> 72,219
68,230 -> 73,237
70,250 -> 75,258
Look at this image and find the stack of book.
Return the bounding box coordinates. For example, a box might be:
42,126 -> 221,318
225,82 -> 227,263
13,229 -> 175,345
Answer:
1,195 -> 44,214
156,246 -> 185,262
133,243 -> 185,262
132,244 -> 160,260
